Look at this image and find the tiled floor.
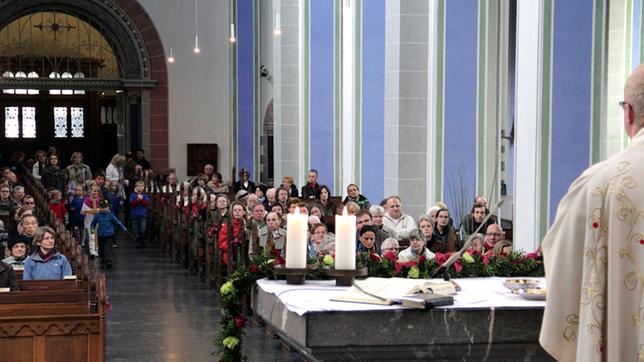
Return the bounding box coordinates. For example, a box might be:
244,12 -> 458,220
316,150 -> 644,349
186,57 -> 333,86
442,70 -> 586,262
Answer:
104,235 -> 297,361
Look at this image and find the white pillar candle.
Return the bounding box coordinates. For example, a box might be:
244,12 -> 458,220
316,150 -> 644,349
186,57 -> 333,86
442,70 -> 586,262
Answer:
285,207 -> 308,269
334,207 -> 356,270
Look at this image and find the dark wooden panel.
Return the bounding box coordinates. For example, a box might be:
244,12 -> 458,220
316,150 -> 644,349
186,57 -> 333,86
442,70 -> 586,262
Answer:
186,143 -> 217,176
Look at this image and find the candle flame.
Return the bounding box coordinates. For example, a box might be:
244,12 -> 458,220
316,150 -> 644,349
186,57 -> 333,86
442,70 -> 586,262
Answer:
295,206 -> 300,215
342,206 -> 348,216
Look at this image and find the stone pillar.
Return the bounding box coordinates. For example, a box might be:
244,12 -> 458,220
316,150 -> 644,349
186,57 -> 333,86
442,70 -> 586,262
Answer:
384,0 -> 429,218
514,0 -> 549,251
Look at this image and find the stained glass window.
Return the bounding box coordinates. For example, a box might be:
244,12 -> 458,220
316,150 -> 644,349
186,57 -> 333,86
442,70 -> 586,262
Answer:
2,71 -> 14,94
21,107 -> 36,138
14,72 -> 27,94
74,72 -> 85,95
54,107 -> 68,138
49,72 -> 61,95
27,72 -> 39,95
4,107 -> 19,138
71,107 -> 84,138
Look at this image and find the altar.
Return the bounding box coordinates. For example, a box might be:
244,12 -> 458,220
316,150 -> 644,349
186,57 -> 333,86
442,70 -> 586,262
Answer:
252,277 -> 554,361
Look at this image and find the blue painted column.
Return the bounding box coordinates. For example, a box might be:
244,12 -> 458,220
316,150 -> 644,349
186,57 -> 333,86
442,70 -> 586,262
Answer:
442,0 -> 478,222
549,0 -> 594,222
309,0 -> 335,192
360,0 -> 385,203
236,0 -> 255,176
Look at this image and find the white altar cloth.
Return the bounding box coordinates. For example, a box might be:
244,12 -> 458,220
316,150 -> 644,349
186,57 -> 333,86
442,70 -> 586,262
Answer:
256,277 -> 546,316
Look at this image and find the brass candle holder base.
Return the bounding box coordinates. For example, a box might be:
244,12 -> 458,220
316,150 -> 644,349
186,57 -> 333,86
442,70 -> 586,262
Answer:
324,267 -> 368,286
273,265 -> 312,285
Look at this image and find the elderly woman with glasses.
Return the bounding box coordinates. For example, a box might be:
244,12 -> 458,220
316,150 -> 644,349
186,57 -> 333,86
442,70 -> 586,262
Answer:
398,229 -> 435,262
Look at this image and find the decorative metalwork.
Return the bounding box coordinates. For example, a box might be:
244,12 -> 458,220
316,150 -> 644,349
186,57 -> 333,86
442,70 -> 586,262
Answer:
0,0 -> 152,79
4,106 -> 19,138
21,106 -> 36,138
70,107 -> 84,138
54,106 -> 67,138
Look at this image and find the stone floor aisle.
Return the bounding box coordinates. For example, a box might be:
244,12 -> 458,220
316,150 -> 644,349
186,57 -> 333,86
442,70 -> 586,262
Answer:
104,235 -> 295,361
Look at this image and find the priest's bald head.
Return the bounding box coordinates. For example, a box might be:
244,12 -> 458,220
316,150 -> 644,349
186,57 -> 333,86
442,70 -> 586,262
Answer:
623,64 -> 644,137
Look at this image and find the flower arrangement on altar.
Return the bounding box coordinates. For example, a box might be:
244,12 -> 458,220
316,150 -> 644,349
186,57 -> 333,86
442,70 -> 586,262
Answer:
216,248 -> 544,361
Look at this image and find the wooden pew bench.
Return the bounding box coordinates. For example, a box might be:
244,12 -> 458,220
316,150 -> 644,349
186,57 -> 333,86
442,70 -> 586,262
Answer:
0,277 -> 105,362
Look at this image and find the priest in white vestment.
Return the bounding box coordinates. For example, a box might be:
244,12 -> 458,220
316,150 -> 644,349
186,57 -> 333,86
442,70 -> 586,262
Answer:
540,65 -> 644,361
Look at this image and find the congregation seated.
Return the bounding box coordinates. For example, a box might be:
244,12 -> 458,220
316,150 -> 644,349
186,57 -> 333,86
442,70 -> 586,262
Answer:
301,169 -> 322,199
258,212 -> 286,263
383,196 -> 417,244
459,201 -> 497,240
483,224 -> 506,252
380,237 -> 399,257
398,229 -> 435,262
23,226 -> 72,280
280,175 -> 299,197
232,168 -> 255,194
0,260 -> 18,291
16,213 -> 38,244
318,185 -> 335,218
356,210 -> 388,251
308,223 -> 334,257
466,233 -> 484,254
342,184 -> 370,210
357,225 -> 379,254
429,208 -> 458,253
3,234 -> 30,270
208,172 -> 229,195
0,183 -> 17,218
492,240 -> 513,255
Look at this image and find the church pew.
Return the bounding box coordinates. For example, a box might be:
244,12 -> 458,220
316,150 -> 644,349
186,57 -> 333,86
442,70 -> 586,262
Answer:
19,279 -> 85,291
0,274 -> 107,362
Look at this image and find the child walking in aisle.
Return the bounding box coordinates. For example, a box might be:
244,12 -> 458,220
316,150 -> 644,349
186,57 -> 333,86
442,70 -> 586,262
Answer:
129,180 -> 149,248
69,185 -> 85,245
90,199 -> 126,269
81,185 -> 101,257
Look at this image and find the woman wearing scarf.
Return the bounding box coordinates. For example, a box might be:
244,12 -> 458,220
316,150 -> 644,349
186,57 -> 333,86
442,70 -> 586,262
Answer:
23,226 -> 72,280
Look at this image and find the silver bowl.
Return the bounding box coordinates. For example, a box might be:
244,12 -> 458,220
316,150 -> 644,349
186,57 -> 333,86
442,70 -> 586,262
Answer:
503,278 -> 541,293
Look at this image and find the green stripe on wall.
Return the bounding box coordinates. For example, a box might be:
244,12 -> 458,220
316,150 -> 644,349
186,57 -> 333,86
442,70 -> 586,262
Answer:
476,0 -> 487,196
334,0 -> 342,193
539,0 -> 553,240
354,0 -> 362,186
231,0 -> 239,171
435,0 -> 445,202
304,0 -> 311,173
590,0 -> 604,165
253,0 -> 261,179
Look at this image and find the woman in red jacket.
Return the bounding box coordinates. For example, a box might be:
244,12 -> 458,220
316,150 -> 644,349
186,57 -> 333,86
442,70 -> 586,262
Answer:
217,201 -> 247,269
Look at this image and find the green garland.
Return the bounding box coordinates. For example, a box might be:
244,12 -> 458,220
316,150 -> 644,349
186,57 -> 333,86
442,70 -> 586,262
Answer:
216,249 -> 544,361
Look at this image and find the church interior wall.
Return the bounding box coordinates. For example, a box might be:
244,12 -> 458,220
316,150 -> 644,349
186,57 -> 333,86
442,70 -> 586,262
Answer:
309,0 -> 336,195
548,0 -> 594,224
360,0 -> 386,205
236,0 -> 256,178
138,0 -> 232,181
443,0 -> 479,219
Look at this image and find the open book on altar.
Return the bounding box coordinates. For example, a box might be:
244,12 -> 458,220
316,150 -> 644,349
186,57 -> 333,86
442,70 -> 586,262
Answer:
331,277 -> 456,306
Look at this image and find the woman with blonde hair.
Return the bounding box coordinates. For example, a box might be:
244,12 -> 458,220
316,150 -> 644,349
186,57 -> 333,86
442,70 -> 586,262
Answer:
66,151 -> 93,186
23,226 -> 72,280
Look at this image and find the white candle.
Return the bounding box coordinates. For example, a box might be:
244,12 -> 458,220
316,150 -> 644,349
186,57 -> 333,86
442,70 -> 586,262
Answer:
285,207 -> 308,269
335,207 -> 356,270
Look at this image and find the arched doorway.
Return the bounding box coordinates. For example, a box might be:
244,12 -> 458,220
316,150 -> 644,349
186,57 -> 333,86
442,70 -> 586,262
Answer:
0,0 -> 168,171
260,98 -> 274,185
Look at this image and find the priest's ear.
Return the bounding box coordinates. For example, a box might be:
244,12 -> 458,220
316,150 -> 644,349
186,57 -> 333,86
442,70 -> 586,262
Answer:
620,100 -> 638,137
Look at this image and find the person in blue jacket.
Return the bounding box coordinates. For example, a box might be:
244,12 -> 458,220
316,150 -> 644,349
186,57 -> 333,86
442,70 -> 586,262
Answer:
91,199 -> 126,269
24,226 -> 72,280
